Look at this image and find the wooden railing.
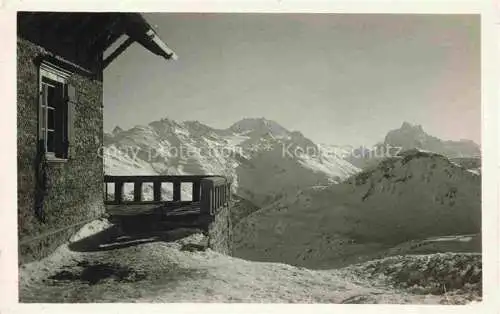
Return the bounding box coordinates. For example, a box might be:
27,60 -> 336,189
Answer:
104,175 -> 232,215
200,176 -> 232,215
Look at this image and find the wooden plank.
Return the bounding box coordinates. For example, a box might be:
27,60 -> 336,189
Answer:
164,209 -> 201,216
106,204 -> 161,215
105,200 -> 196,207
167,202 -> 200,211
104,174 -> 223,183
106,202 -> 202,217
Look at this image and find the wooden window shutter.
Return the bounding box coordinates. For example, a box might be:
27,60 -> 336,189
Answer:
54,84 -> 65,158
38,84 -> 48,145
66,84 -> 77,158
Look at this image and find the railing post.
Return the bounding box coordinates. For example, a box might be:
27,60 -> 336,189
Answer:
192,181 -> 201,202
213,187 -> 218,212
134,181 -> 142,202
200,178 -> 213,215
153,180 -> 161,202
217,187 -> 220,208
210,189 -> 215,214
115,180 -> 123,204
222,186 -> 226,205
173,181 -> 181,202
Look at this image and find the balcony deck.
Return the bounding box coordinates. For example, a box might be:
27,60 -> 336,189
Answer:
104,175 -> 232,232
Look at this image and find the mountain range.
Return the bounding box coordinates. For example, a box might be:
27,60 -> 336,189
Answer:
104,117 -> 359,206
104,117 -> 481,269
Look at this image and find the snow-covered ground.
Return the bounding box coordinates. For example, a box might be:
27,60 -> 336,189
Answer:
19,219 -> 480,304
87,120 -> 483,304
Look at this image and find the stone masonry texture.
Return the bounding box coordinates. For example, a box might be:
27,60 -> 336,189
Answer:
17,38 -> 105,264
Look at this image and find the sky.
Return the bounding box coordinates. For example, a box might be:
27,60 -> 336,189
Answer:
103,14 -> 480,147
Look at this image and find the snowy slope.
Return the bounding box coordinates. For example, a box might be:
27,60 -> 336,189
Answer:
233,149 -> 481,269
104,117 -> 359,206
236,131 -> 358,206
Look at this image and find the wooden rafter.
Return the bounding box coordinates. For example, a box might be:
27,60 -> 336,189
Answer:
102,36 -> 134,69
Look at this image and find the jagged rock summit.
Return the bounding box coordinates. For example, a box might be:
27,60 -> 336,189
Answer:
346,122 -> 481,169
384,122 -> 480,158
111,125 -> 124,136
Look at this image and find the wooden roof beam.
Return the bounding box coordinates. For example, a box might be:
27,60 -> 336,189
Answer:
102,36 -> 134,69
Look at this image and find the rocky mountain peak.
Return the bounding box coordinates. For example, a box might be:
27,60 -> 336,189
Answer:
111,126 -> 123,136
229,117 -> 289,138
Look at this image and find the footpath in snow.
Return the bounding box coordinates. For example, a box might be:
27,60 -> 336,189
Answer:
19,219 -> 481,304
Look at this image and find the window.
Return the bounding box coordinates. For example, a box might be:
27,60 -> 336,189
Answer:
38,62 -> 74,161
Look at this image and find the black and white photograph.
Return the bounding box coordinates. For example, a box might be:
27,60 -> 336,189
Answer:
4,4 -> 497,307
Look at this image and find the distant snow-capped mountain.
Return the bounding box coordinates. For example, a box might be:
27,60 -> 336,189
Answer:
346,122 -> 481,170
104,117 -> 359,206
384,122 -> 480,157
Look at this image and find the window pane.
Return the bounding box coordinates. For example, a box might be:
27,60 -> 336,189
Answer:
142,183 -> 154,201
47,131 -> 55,153
161,182 -> 173,201
105,183 -> 115,202
181,182 -> 193,201
47,85 -> 56,108
123,183 -> 134,201
41,76 -> 66,157
47,108 -> 55,130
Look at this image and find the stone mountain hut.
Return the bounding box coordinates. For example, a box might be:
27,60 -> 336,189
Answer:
17,12 -> 177,263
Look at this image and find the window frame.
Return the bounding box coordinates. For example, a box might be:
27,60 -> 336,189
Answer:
38,62 -> 72,162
